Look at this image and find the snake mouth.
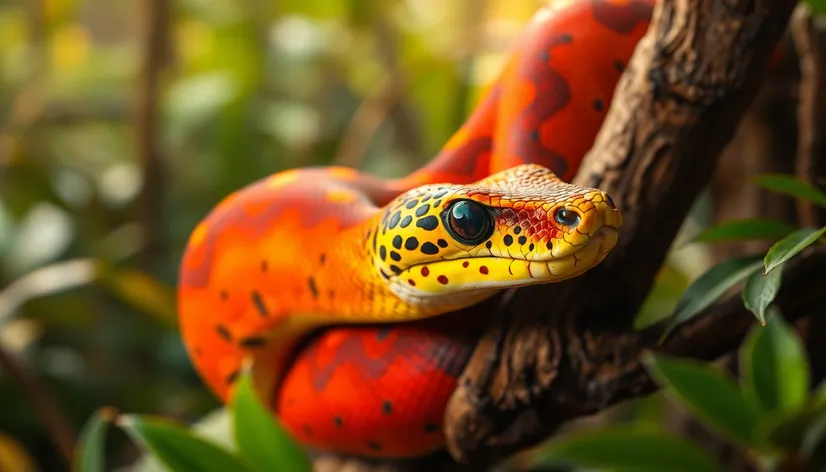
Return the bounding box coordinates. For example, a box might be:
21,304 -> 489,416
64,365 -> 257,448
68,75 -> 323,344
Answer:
464,226 -> 619,285
387,227 -> 619,308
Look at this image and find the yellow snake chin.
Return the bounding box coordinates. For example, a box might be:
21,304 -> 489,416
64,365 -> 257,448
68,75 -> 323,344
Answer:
386,226 -> 618,310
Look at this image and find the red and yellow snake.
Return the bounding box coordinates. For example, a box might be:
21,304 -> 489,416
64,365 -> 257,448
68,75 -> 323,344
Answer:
178,0 -> 655,459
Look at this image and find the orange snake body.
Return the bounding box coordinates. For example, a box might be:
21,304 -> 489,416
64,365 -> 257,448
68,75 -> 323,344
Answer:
178,0 -> 655,459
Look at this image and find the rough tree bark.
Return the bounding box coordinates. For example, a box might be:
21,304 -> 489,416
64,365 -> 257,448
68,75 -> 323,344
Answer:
312,0 -> 823,469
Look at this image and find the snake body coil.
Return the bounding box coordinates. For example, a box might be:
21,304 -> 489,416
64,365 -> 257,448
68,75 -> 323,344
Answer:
178,0 -> 654,459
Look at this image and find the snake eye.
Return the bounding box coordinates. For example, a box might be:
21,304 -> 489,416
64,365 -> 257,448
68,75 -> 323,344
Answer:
554,208 -> 581,227
444,200 -> 493,245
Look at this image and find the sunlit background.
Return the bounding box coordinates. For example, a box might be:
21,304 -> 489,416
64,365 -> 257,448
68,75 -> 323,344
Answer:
0,0 -> 713,470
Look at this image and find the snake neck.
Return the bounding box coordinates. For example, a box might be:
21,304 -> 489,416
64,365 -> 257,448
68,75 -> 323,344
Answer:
304,213 -> 495,326
357,212 -> 500,319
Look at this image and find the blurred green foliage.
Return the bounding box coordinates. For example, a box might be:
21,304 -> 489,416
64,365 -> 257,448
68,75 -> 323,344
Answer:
498,313 -> 826,472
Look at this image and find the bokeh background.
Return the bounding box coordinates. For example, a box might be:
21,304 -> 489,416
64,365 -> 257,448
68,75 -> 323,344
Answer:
0,0 -> 712,470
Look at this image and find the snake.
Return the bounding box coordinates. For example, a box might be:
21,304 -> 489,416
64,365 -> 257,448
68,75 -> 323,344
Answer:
177,0 -> 654,460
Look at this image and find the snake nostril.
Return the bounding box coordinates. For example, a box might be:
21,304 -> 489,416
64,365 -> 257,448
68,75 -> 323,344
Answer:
605,194 -> 616,209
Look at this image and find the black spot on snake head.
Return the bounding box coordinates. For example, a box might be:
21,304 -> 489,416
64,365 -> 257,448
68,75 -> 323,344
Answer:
420,242 -> 439,255
416,215 -> 439,231
404,237 -> 419,250
388,211 -> 402,229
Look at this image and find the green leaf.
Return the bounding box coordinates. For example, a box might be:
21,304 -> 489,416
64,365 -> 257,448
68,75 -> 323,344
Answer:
97,264 -> 178,328
635,262 -> 691,330
693,218 -> 796,244
119,415 -> 251,472
802,411 -> 826,458
500,427 -> 723,472
742,266 -> 784,325
73,408 -> 117,472
231,370 -> 312,472
815,379 -> 826,408
763,226 -> 826,275
740,311 -> 809,415
758,403 -> 826,453
662,256 -> 763,340
752,173 -> 826,208
645,353 -> 760,446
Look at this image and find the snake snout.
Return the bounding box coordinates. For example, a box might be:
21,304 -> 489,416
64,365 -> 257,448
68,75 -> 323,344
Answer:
547,190 -> 622,260
595,190 -> 623,232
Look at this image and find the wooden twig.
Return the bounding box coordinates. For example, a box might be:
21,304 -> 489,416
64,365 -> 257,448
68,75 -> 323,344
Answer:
0,343 -> 76,465
333,71 -> 407,169
791,4 -> 826,228
333,19 -> 407,169
135,0 -> 169,270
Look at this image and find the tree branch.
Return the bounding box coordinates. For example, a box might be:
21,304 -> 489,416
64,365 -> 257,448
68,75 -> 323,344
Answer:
444,0 -> 799,465
579,248 -> 826,414
791,5 -> 826,228
135,0 -> 169,270
0,343 -> 76,466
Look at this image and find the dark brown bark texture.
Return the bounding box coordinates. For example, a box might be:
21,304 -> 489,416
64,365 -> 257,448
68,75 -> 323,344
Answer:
313,0 -> 826,470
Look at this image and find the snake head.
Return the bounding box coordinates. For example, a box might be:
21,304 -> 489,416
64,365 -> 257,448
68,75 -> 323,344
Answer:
370,164 -> 623,312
